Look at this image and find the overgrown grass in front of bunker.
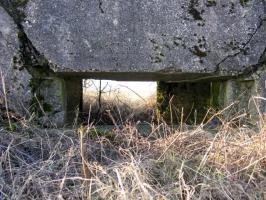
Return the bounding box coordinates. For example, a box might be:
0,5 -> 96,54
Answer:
1,97 -> 266,199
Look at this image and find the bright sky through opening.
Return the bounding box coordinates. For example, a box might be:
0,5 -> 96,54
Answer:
83,80 -> 157,101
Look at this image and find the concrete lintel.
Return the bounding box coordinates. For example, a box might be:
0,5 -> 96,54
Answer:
56,72 -> 234,82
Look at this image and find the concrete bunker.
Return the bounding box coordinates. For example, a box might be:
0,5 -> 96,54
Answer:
0,0 -> 265,126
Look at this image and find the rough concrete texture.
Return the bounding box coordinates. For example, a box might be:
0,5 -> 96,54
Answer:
212,80 -> 256,116
254,70 -> 266,118
23,0 -> 266,76
28,77 -> 81,126
64,78 -> 82,124
157,79 -> 263,124
0,7 -> 32,116
29,77 -> 66,126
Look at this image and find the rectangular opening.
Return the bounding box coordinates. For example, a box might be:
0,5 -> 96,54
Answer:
82,79 -> 157,125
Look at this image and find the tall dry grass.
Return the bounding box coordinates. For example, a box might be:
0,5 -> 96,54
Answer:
82,85 -> 157,124
0,110 -> 266,199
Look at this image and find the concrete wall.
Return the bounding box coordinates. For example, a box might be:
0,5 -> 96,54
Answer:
0,6 -> 32,116
23,0 -> 266,76
0,1 -> 265,125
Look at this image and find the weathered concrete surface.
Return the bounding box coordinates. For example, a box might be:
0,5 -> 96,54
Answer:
209,57 -> 266,117
0,7 -> 32,116
64,78 -> 82,125
0,3 -> 71,124
30,77 -> 67,126
0,0 -> 266,125
34,77 -> 82,126
157,79 -> 260,124
211,80 -> 256,118
23,0 -> 266,77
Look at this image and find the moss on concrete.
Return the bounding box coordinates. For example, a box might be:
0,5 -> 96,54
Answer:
157,81 -> 171,121
210,82 -> 224,109
29,77 -> 66,118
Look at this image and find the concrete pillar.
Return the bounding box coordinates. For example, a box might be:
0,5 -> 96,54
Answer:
30,76 -> 82,126
211,79 -> 262,122
64,77 -> 83,125
254,71 -> 266,116
30,77 -> 66,126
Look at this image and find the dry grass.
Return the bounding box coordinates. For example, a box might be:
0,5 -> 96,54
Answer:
82,89 -> 157,124
1,111 -> 266,200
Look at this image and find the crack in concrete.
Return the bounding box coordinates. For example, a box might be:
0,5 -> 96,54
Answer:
240,46 -> 266,77
98,0 -> 104,14
216,16 -> 266,71
0,3 -> 56,75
